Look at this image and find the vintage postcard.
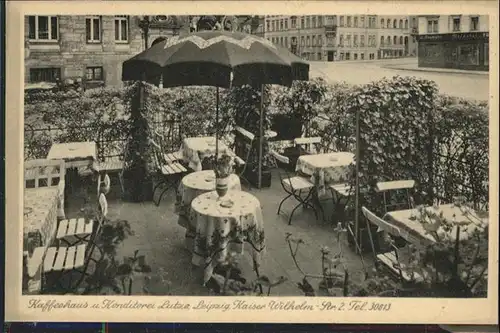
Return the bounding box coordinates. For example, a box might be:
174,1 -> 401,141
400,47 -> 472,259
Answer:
4,0 -> 499,325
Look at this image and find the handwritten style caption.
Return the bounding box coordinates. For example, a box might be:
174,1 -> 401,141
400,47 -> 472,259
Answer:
28,299 -> 392,313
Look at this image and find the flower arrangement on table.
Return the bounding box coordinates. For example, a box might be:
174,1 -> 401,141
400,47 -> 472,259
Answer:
214,154 -> 234,199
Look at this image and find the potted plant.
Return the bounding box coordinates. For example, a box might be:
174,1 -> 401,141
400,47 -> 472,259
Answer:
214,154 -> 233,198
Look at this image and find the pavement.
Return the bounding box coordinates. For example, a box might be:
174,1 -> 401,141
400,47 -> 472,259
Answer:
309,58 -> 490,101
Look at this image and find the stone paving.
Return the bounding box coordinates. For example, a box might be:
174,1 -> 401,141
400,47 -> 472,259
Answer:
67,169 -> 370,296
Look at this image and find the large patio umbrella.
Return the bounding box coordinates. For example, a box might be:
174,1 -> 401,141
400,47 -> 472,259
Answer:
122,30 -> 309,188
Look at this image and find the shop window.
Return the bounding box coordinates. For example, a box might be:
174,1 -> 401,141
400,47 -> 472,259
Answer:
484,43 -> 489,66
360,53 -> 365,60
86,66 -> 104,81
28,16 -> 59,41
317,52 -> 321,60
354,53 -> 358,60
29,67 -> 61,83
470,16 -> 479,31
345,52 -> 350,60
458,44 -> 479,66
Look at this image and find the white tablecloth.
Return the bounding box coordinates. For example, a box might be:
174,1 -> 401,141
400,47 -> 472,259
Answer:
23,187 -> 60,253
181,136 -> 233,171
189,190 -> 266,284
296,152 -> 354,196
383,204 -> 489,247
176,170 -> 241,219
47,142 -> 97,169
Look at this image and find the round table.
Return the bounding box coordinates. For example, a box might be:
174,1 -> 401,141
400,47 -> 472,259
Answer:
189,190 -> 266,284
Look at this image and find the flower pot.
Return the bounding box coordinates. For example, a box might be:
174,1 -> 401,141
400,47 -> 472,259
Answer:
216,176 -> 229,198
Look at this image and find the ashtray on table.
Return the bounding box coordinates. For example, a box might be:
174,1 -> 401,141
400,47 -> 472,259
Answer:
219,200 -> 234,208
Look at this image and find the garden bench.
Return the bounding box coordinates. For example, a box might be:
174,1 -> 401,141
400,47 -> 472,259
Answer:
271,150 -> 318,225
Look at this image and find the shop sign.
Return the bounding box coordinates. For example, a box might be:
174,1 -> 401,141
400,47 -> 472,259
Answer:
418,32 -> 488,42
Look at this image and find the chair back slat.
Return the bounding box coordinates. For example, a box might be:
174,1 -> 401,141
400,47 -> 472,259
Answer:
270,150 -> 290,165
362,206 -> 401,237
294,136 -> 322,154
376,180 -> 415,192
24,159 -> 65,189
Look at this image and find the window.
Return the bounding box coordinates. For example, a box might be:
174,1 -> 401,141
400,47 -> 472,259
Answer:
347,16 -> 352,27
470,16 -> 479,31
317,52 -> 321,60
284,19 -> 288,30
114,16 -> 128,42
285,37 -> 288,47
266,20 -> 270,31
306,17 -> 310,28
318,16 -> 322,26
380,36 -> 384,46
399,19 -> 403,28
399,36 -> 403,44
306,36 -> 310,46
453,17 -> 461,31
360,35 -> 365,46
361,53 -> 365,60
318,36 -> 323,46
427,19 -> 439,33
354,17 -> 358,27
386,36 -> 391,45
346,35 -> 351,47
484,43 -> 489,66
86,16 -> 101,43
312,16 -> 316,28
29,67 -> 61,83
354,53 -> 358,60
393,20 -> 397,28
312,36 -> 316,46
360,17 -> 365,28
301,36 -> 305,46
28,16 -> 58,41
291,17 -> 297,28
345,52 -> 350,60
280,20 -> 284,31
339,35 -> 344,47
381,18 -> 385,27
405,19 -> 409,29
411,18 -> 416,28
280,37 -> 283,45
86,66 -> 104,81
340,16 -> 344,27
387,19 -> 391,28
353,35 -> 358,47
393,36 -> 397,44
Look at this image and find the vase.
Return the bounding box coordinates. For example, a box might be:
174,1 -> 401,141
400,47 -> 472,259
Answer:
215,176 -> 229,198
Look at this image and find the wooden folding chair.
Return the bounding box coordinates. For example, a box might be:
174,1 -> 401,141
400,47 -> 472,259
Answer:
375,180 -> 415,214
150,131 -> 188,206
361,206 -> 425,284
271,150 -> 318,225
28,194 -> 108,294
294,136 -> 322,154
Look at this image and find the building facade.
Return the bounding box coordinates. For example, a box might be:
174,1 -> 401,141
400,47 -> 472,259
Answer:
416,15 -> 489,71
264,15 -> 414,61
25,15 -> 190,87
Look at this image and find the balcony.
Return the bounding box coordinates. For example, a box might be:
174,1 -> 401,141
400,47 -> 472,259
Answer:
324,25 -> 337,36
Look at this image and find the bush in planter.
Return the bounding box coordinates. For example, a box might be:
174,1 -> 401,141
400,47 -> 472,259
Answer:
272,77 -> 328,137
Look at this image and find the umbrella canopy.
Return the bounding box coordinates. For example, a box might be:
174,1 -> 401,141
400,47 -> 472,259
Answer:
122,30 -> 309,88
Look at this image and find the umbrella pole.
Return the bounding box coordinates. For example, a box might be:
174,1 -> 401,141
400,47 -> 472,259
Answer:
258,84 -> 264,189
216,86 -> 219,160
354,106 -> 360,254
